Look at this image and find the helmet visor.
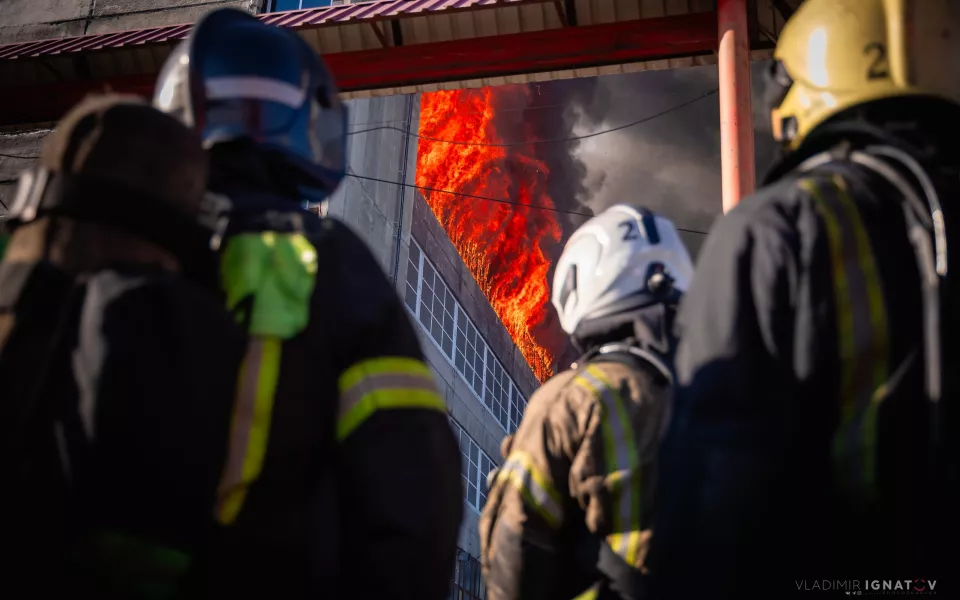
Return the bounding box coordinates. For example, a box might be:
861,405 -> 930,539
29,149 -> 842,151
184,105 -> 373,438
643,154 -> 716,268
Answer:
201,77 -> 346,179
308,91 -> 347,179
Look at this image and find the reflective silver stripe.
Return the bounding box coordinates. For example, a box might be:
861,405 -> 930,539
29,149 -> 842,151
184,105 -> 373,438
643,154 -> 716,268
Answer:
805,176 -> 888,495
205,76 -> 307,108
339,372 -> 439,416
498,454 -> 564,527
577,367 -> 639,558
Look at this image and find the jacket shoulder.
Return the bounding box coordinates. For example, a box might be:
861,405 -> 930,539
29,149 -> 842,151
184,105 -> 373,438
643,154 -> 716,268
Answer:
584,358 -> 654,387
522,370 -> 581,421
726,174 -> 813,231
525,364 -> 628,418
309,217 -> 396,296
303,217 -> 419,361
582,358 -> 670,407
309,217 -> 382,262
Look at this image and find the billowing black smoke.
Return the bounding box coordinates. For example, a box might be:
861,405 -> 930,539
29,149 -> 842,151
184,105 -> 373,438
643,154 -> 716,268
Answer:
490,79 -> 612,373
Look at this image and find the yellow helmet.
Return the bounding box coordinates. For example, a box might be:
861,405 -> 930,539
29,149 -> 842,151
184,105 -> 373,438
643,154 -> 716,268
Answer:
770,0 -> 960,149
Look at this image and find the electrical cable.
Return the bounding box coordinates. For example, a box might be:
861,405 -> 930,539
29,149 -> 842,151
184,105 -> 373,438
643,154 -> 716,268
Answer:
0,88 -> 717,162
346,172 -> 709,235
0,170 -> 711,234
346,88 -> 719,148
0,89 -> 719,231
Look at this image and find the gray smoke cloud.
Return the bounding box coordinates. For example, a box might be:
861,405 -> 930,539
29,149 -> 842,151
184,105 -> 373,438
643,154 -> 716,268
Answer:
484,64 -> 781,372
569,62 -> 781,258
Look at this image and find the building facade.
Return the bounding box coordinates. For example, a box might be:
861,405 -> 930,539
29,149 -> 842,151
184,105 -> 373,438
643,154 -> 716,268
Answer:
0,2 -> 536,598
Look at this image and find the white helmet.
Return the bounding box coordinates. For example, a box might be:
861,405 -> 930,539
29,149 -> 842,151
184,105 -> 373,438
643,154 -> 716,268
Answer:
551,204 -> 694,336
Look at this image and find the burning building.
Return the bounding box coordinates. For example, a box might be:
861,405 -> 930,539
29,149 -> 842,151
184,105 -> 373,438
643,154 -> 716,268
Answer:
416,87 -> 563,383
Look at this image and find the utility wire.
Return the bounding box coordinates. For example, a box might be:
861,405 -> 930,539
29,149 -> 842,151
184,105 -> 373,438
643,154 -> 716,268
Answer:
0,88 -> 717,162
346,88 -> 719,148
0,90 -> 719,231
345,165 -> 400,230
346,172 -> 709,236
0,170 -> 712,234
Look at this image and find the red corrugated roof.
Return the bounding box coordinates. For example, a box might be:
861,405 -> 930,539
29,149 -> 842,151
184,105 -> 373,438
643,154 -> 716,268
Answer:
0,0 -> 545,61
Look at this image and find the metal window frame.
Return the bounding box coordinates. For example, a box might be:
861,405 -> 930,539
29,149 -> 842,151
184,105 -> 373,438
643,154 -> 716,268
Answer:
450,417 -> 495,514
406,240 -> 527,435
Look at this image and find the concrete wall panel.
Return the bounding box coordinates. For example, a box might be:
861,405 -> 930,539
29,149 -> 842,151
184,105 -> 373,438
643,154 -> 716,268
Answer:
0,0 -> 260,45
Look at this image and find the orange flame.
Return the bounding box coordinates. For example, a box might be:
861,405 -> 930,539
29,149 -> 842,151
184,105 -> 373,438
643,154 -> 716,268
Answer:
416,87 -> 561,382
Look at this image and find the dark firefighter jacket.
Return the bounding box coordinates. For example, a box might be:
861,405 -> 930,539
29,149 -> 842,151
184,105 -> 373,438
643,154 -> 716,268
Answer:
0,213 -> 250,599
192,145 -> 464,599
648,125 -> 960,599
480,353 -> 671,600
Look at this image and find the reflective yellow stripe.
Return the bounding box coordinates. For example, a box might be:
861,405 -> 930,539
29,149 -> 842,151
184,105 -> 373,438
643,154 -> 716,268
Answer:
216,337 -> 282,525
574,365 -> 643,566
572,585 -> 601,600
337,356 -> 446,441
803,176 -> 889,500
498,450 -> 564,528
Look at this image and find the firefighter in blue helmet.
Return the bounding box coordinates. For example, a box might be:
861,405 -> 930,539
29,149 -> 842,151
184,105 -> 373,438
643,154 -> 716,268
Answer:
153,9 -> 463,598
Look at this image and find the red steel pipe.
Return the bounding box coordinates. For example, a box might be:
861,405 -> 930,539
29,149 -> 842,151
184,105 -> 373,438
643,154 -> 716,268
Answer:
717,0 -> 756,212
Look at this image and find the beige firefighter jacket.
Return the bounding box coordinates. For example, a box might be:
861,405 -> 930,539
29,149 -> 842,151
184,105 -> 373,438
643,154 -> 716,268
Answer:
479,356 -> 671,600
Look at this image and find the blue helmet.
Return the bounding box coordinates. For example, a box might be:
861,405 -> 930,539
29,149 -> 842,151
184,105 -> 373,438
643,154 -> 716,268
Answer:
153,8 -> 347,202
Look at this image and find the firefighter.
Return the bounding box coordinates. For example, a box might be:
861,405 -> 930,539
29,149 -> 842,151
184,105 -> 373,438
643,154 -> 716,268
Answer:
649,1 -> 960,597
480,204 -> 694,600
152,9 -> 463,598
0,94 -> 246,597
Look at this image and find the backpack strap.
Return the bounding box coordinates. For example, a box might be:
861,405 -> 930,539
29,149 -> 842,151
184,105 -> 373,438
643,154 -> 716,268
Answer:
594,343 -> 674,385
799,145 -> 944,423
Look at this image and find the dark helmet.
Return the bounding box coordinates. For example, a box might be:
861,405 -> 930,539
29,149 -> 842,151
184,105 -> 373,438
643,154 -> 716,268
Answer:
153,8 -> 347,202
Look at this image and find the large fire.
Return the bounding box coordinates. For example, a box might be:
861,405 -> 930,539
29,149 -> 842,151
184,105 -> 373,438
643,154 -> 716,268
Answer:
416,87 -> 562,382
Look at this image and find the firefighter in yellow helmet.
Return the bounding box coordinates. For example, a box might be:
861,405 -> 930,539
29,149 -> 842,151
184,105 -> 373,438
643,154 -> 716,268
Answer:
649,1 -> 960,597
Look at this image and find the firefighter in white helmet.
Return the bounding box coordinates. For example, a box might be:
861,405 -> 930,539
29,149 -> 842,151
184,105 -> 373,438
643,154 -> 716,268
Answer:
479,204 -> 694,600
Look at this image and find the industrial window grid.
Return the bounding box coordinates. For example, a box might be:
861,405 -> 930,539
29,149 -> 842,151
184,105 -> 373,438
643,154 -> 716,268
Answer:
449,549 -> 487,600
449,417 -> 495,513
404,241 -> 528,433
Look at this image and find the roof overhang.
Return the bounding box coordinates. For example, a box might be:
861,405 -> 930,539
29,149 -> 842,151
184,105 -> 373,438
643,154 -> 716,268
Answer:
0,0 -> 790,127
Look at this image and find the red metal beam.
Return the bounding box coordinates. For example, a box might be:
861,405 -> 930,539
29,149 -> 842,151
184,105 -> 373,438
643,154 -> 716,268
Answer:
330,11 -> 716,90
0,12 -> 717,128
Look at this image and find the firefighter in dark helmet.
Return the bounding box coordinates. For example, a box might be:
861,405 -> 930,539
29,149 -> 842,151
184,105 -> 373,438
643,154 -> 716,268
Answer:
0,95 -> 247,598
480,204 -> 694,600
152,8 -> 462,598
649,1 -> 960,597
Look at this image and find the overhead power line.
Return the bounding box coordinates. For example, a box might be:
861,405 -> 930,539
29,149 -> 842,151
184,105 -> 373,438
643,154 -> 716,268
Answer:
0,88 -> 720,233
0,87 -> 717,162
0,170 -> 710,235
346,88 -> 719,148
346,172 -> 709,236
